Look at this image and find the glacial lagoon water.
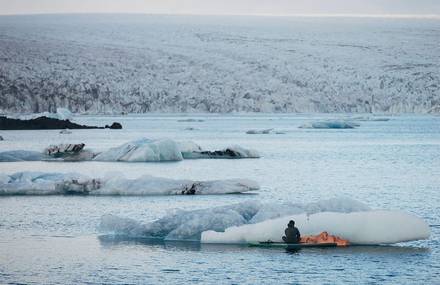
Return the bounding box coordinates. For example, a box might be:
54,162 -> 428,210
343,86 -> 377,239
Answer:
0,114 -> 439,284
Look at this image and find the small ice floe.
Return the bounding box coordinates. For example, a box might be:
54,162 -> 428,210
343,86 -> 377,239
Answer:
181,145 -> 260,159
246,129 -> 285,134
0,172 -> 259,196
177,119 -> 204,122
350,116 -> 391,122
59,129 -> 72,134
299,120 -> 359,129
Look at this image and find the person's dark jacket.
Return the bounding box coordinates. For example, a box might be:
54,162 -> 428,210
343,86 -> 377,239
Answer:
283,226 -> 301,243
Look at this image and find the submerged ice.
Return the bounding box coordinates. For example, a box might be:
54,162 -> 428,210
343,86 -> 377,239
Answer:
0,172 -> 259,196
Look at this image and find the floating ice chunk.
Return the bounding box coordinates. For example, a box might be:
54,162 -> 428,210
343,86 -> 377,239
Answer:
94,138 -> 183,162
0,150 -> 45,162
0,172 -> 91,195
0,172 -> 259,196
99,198 -> 371,241
299,121 -> 358,129
59,129 -> 72,134
246,129 -> 285,135
202,211 -> 430,245
183,145 -> 260,159
177,119 -> 204,122
350,116 -> 391,122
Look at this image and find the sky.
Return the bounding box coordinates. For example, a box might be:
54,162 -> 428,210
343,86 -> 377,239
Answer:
0,0 -> 439,16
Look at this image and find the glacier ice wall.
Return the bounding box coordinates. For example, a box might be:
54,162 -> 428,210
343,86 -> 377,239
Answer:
0,15 -> 439,114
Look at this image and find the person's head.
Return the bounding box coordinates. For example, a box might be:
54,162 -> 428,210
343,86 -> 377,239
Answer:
288,220 -> 295,227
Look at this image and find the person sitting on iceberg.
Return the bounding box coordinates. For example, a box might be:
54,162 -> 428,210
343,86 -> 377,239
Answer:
282,220 -> 301,244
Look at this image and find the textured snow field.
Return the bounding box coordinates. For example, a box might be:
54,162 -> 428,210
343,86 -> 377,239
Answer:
0,114 -> 440,284
0,15 -> 439,114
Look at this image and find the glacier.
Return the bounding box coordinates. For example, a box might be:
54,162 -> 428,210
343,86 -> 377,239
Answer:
0,172 -> 259,196
0,15 -> 439,114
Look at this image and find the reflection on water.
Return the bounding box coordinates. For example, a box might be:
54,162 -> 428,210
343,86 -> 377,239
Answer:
98,234 -> 430,256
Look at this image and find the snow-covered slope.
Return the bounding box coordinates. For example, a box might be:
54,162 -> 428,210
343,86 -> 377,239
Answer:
0,15 -> 439,114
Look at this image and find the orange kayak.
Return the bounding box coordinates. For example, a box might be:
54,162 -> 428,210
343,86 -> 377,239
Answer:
300,231 -> 349,246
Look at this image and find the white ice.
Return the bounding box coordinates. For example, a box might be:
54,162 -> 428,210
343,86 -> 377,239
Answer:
99,198 -> 389,242
202,211 -> 430,245
0,172 -> 259,196
93,139 -> 183,162
8,108 -> 73,121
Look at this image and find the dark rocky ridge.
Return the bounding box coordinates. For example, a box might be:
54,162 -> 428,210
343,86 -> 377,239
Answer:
0,116 -> 122,130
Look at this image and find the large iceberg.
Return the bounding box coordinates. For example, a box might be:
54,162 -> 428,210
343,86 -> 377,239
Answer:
100,198 -> 372,240
202,211 -> 430,245
99,199 -> 429,244
0,172 -> 259,196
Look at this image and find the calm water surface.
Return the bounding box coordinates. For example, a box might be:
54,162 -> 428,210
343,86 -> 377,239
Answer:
1,114 -> 439,284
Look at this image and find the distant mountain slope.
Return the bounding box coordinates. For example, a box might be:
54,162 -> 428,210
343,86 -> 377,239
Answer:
0,15 -> 439,114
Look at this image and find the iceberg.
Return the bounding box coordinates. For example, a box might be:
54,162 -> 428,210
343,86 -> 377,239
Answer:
99,198 -> 377,241
246,129 -> 285,135
0,172 -> 259,196
93,139 -> 183,162
93,139 -> 259,161
182,145 -> 260,159
0,139 -> 259,162
202,211 -> 430,245
299,121 -> 359,129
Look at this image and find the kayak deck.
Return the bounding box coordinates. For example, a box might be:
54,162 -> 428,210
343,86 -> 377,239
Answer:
249,242 -> 338,249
